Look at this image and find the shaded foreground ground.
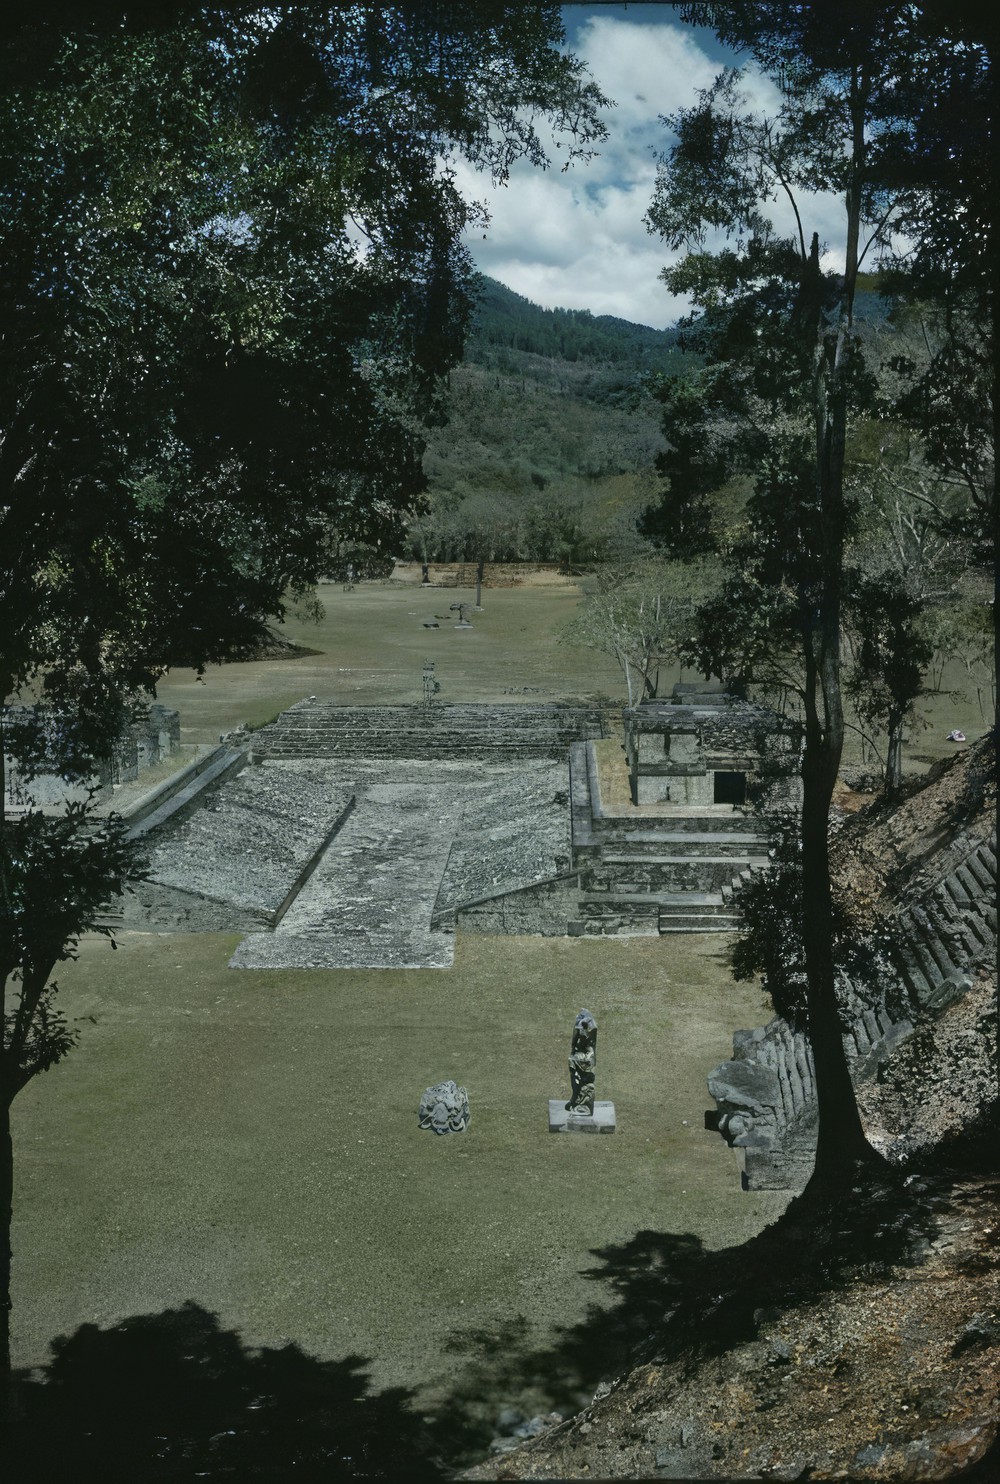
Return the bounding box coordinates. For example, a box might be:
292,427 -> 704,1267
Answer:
466,1158 -> 1000,1481
10,933 -> 786,1425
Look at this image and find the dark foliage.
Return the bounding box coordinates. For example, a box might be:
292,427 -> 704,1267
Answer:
728,816 -> 887,1031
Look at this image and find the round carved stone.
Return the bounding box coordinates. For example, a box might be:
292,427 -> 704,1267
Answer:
418,1080 -> 471,1135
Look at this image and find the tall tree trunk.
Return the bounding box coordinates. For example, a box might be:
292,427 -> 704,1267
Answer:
885,715 -> 904,793
800,665 -> 876,1182
0,1096 -> 12,1439
799,135 -> 885,1188
989,42 -> 1000,1074
0,714 -> 13,1431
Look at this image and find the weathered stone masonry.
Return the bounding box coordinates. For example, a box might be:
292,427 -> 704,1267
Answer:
708,829 -> 997,1190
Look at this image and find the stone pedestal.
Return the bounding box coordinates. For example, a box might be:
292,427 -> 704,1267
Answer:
548,1099 -> 616,1134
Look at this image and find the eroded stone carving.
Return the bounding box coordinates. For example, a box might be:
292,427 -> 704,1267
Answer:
418,1079 -> 470,1135
566,1009 -> 598,1115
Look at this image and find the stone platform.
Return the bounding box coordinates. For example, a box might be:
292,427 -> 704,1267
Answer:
548,1100 -> 616,1134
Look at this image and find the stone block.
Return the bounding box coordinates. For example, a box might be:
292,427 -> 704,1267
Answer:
548,1099 -> 616,1134
707,1058 -> 781,1116
965,850 -> 994,892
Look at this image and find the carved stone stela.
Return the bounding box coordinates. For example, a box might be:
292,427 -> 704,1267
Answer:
549,1008 -> 616,1133
418,1079 -> 471,1135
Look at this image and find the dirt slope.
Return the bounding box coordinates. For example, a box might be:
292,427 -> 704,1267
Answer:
465,745 -> 998,1481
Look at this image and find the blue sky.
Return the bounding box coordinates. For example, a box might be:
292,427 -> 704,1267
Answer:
455,4 -> 737,329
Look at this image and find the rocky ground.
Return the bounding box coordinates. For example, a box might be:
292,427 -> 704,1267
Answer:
831,738 -> 995,919
465,1164 -> 998,1481
462,745 -> 998,1481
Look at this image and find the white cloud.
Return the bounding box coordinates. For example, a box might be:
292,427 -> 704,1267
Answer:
461,15 -> 713,328
576,14 -> 721,138
461,9 -> 851,329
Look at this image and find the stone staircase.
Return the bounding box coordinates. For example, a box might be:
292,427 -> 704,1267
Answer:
708,830 -> 997,1191
252,701 -> 606,762
456,740 -> 776,937
568,742 -> 771,935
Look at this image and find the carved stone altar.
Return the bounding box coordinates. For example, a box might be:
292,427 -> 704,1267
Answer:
418,1080 -> 470,1134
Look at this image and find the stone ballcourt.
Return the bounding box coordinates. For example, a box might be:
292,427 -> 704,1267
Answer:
9,577 -> 992,1435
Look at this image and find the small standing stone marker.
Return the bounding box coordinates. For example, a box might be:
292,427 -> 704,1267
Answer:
549,1009 -> 616,1133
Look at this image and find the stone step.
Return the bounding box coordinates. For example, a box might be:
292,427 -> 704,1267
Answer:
955,862 -> 987,903
659,913 -> 740,933
253,702 -> 605,761
575,893 -> 660,936
592,831 -> 768,857
267,722 -> 594,737
591,810 -> 759,836
965,849 -> 996,894
960,910 -> 992,949
577,920 -> 659,937
893,937 -> 934,1003
589,856 -> 768,894
577,889 -> 729,909
598,851 -> 769,867
911,912 -> 959,980
658,891 -> 731,912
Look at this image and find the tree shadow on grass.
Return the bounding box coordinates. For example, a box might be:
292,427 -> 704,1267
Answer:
433,1168 -> 947,1467
5,1301 -> 440,1482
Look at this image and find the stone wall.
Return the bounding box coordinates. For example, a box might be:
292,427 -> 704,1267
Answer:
456,873 -> 585,936
3,703 -> 180,808
112,704 -> 181,784
122,878 -> 274,933
708,830 -> 997,1190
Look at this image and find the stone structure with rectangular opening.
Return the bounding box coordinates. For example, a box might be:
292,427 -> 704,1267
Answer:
624,684 -> 801,812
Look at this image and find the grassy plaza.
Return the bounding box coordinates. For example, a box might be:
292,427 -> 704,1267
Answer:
10,575 -> 989,1431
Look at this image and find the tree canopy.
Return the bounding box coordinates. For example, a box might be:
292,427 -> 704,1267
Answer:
0,3 -> 608,760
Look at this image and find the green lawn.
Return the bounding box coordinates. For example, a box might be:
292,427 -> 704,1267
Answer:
152,577 -> 627,742
12,931 -> 786,1422
9,573 -> 991,1448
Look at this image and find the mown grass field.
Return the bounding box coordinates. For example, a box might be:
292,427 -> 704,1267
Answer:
10,574 -> 991,1441
12,932 -> 782,1422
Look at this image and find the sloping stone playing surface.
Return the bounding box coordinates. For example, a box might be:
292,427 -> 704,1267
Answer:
143,760 -> 354,916
229,759 -> 568,970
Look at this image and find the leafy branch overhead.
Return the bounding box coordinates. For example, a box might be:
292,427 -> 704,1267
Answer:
0,4 -> 609,767
0,805 -> 143,1096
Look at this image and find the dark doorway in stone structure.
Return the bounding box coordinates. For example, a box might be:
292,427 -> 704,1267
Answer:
714,771 -> 747,805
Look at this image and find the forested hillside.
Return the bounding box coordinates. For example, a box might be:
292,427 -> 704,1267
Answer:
409,276 -> 681,564
466,274 -> 686,375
